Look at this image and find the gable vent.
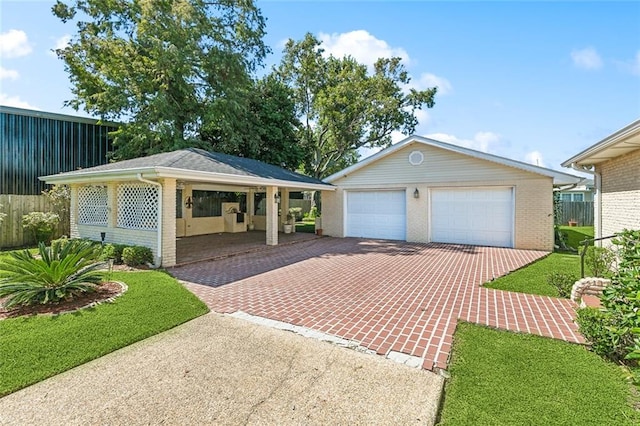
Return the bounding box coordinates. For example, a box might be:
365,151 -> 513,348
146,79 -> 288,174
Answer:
409,150 -> 424,166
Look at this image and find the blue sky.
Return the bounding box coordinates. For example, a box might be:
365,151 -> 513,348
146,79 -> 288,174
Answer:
1,1 -> 639,173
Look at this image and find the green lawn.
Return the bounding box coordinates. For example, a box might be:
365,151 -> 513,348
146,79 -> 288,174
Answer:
439,323 -> 640,425
558,225 -> 595,250
484,252 -> 588,297
0,271 -> 208,396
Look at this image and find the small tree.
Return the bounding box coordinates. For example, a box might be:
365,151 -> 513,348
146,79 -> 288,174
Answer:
22,212 -> 60,244
42,184 -> 71,237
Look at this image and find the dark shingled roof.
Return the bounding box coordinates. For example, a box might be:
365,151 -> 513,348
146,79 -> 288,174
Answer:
57,148 -> 326,186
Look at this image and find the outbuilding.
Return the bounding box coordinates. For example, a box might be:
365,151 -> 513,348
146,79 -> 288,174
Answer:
321,135 -> 581,251
41,148 -> 334,267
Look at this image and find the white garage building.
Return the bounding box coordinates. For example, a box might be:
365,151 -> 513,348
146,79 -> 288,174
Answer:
321,136 -> 581,251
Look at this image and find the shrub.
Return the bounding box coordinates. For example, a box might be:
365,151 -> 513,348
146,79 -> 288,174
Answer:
122,246 -> 153,266
0,240 -> 102,309
100,243 -> 128,264
581,246 -> 615,277
288,207 -> 303,221
577,229 -> 640,364
304,206 -> 319,220
22,212 -> 60,244
576,307 -> 632,361
545,272 -> 578,298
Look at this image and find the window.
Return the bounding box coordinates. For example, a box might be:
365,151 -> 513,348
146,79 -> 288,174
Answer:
561,193 -> 585,202
192,191 -> 244,217
254,193 -> 266,215
176,189 -> 183,219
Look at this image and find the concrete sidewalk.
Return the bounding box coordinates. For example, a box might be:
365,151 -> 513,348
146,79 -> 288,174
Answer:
0,313 -> 444,425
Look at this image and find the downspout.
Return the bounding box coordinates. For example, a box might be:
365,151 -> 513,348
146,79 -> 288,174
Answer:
137,173 -> 162,267
570,163 -> 601,240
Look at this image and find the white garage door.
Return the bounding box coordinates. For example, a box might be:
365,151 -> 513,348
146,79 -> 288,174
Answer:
431,188 -> 514,247
346,191 -> 406,240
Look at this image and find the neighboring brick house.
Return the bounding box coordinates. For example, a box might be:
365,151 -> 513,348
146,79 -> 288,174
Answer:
562,118 -> 640,241
322,135 -> 581,251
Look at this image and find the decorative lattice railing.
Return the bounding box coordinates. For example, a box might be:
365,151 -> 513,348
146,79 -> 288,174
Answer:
117,183 -> 159,230
77,185 -> 108,225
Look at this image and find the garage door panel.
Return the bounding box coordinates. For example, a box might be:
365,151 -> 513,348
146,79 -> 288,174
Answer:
431,188 -> 513,248
346,191 -> 406,240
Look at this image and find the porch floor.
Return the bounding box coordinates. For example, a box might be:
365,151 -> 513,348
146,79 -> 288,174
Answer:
175,230 -> 320,266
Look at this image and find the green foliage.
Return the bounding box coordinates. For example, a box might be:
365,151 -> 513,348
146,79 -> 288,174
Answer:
21,211 -> 60,243
576,307 -> 629,361
42,185 -> 71,236
0,241 -> 102,309
545,272 -> 578,298
288,207 -> 303,222
440,323 -> 640,425
577,229 -> 640,364
582,245 -> 615,277
0,271 -> 208,396
122,245 -> 154,266
275,33 -> 437,179
304,206 -> 320,220
202,75 -> 305,170
52,0 -> 268,160
100,243 -> 128,264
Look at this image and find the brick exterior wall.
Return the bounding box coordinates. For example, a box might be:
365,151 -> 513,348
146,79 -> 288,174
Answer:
597,148 -> 640,238
322,177 -> 554,251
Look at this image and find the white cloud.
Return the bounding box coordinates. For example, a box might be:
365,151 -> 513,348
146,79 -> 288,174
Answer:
571,47 -> 602,70
49,34 -> 71,57
524,150 -> 545,167
318,30 -> 410,69
411,73 -> 452,95
425,131 -> 503,153
0,93 -> 38,109
0,66 -> 19,80
0,29 -> 32,58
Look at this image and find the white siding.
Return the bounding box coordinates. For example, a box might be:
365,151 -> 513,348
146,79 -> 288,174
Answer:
334,143 -> 537,186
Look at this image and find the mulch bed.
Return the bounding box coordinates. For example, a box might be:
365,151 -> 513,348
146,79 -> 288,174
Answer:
0,281 -> 126,320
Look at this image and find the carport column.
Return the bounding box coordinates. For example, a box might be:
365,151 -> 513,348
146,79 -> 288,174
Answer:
266,185 -> 279,245
160,178 -> 177,267
247,188 -> 254,229
69,184 -> 79,239
107,182 -> 117,229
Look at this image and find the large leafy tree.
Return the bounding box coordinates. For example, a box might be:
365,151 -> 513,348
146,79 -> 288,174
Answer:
52,0 -> 268,160
201,75 -> 304,170
276,33 -> 437,179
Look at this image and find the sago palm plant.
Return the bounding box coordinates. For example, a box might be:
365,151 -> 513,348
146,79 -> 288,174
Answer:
0,240 -> 103,309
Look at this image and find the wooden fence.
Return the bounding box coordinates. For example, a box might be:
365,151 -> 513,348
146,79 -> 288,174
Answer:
0,194 -> 69,248
559,201 -> 594,227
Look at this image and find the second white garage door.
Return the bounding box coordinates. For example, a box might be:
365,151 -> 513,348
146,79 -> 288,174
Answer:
346,190 -> 406,240
431,187 -> 514,247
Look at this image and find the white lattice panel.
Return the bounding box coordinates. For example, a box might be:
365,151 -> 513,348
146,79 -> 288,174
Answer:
117,183 -> 159,230
77,186 -> 108,225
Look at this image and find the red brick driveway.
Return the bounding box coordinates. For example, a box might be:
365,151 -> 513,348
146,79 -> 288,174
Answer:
170,238 -> 584,371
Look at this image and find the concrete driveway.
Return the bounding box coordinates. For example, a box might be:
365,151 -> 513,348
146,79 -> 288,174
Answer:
0,313 -> 443,425
173,237 -> 583,371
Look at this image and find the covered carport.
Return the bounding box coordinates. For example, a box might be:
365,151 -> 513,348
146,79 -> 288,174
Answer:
41,148 -> 334,267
